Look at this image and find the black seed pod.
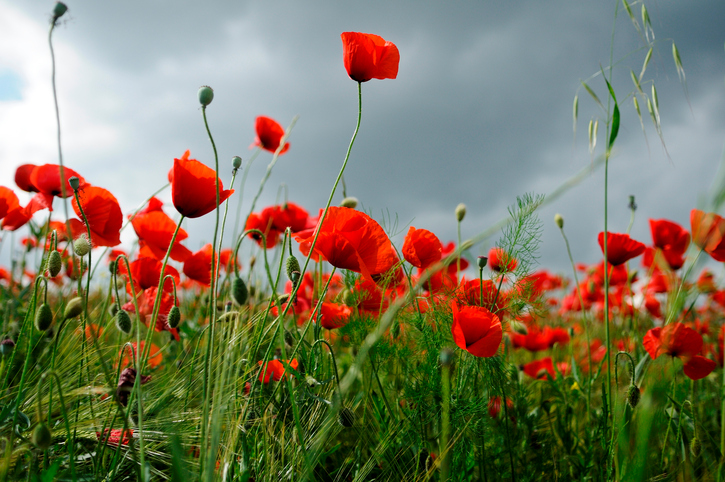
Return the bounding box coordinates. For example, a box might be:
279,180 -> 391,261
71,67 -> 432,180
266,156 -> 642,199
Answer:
47,250 -> 62,277
32,423 -> 52,450
626,385 -> 640,408
167,305 -> 181,329
115,309 -> 132,334
35,303 -> 53,331
338,407 -> 356,427
232,277 -> 249,305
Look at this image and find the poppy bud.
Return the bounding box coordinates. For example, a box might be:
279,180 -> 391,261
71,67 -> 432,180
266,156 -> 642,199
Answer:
439,348 -> 455,367
167,305 -> 181,329
115,309 -> 132,334
198,86 -> 214,106
286,256 -> 301,281
232,156 -> 242,169
338,407 -> 356,428
455,203 -> 466,222
554,213 -> 564,229
626,385 -> 640,408
68,176 -> 80,191
52,2 -> 68,21
108,259 -> 117,275
340,197 -> 358,209
109,304 -> 119,316
32,422 -> 52,450
690,437 -> 701,458
511,320 -> 528,335
477,256 -> 488,269
63,297 -> 83,320
74,235 -> 91,257
35,303 -> 53,331
628,195 -> 637,211
47,250 -> 62,277
231,277 -> 249,305
0,339 -> 15,356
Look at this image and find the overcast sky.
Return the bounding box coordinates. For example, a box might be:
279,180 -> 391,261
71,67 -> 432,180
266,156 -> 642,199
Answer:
1,1 -> 724,279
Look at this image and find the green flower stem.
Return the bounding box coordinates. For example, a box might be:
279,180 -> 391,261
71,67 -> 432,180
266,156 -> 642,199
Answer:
36,371 -> 75,480
214,167 -> 239,299
439,357 -> 451,481
231,148 -> 261,245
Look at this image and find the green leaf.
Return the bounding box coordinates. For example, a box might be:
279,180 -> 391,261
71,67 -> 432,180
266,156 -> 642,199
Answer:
40,461 -> 62,482
603,76 -> 617,104
608,103 -> 620,151
581,81 -> 604,110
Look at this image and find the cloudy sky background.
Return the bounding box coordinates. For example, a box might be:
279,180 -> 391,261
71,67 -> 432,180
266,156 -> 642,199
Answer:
1,1 -> 724,279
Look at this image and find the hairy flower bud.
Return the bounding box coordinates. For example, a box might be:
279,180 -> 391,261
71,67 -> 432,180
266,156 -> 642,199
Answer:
167,305 -> 181,329
35,303 -> 53,331
198,85 -> 214,106
340,197 -> 358,209
286,256 -> 301,282
0,339 -> 15,356
64,297 -> 83,320
554,213 -> 564,229
74,235 -> 91,257
690,437 -> 701,458
47,250 -> 62,277
52,2 -> 68,21
115,309 -> 132,334
32,423 -> 52,450
455,203 -> 466,222
440,348 -> 455,367
626,385 -> 640,408
231,277 -> 249,306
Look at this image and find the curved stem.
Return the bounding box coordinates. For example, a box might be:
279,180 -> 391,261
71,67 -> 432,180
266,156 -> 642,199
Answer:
231,148 -> 261,244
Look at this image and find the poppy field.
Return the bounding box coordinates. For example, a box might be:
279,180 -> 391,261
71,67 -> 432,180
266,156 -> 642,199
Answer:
2,2 -> 725,481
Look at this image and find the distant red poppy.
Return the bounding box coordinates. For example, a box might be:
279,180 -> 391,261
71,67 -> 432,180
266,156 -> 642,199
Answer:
597,232 -> 646,266
441,242 -> 469,273
71,185 -> 123,247
313,302 -> 352,330
488,396 -> 515,419
29,164 -> 86,199
488,247 -> 518,273
252,116 -> 290,155
456,279 -> 507,314
117,257 -> 179,294
697,270 -> 716,293
649,219 -> 690,270
131,198 -> 192,262
643,323 -> 716,380
245,211 -> 280,249
119,341 -> 162,369
521,357 -> 570,379
450,301 -> 502,358
268,202 -> 309,232
257,359 -> 299,383
691,209 -> 725,261
97,428 -> 133,447
170,151 -> 234,219
402,227 -> 442,270
14,164 -> 38,193
1,189 -> 52,231
341,32 -> 400,83
295,207 -> 399,280
122,287 -> 179,340
510,326 -> 570,352
183,244 -> 214,286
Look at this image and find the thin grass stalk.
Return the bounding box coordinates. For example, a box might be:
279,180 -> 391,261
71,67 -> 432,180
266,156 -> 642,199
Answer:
36,371 -> 75,479
231,148 -> 261,245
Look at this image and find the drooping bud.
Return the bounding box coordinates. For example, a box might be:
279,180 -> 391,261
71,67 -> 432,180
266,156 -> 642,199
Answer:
554,213 -> 564,229
167,305 -> 181,329
32,423 -> 52,450
477,256 -> 488,269
0,339 -> 15,356
198,86 -> 214,106
455,203 -> 467,222
628,195 -> 637,211
286,256 -> 301,281
52,2 -> 68,22
690,437 -> 702,458
440,348 -> 455,367
63,297 -> 83,320
68,176 -> 80,191
114,309 -> 132,334
232,156 -> 242,169
74,235 -> 91,257
625,384 -> 640,408
47,250 -> 62,277
338,407 -> 356,428
340,197 -> 358,209
35,303 -> 53,331
231,277 -> 249,305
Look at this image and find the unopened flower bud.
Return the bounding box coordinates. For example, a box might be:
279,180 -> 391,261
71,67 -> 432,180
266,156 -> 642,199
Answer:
198,86 -> 214,106
32,423 -> 52,450
554,213 -> 564,229
47,250 -> 62,277
74,235 -> 91,257
0,339 -> 15,356
63,297 -> 83,320
628,195 -> 637,211
440,348 -> 455,367
115,309 -> 132,334
455,203 -> 466,222
477,256 -> 488,269
626,384 -> 640,408
52,2 -> 68,21
286,256 -> 301,281
231,277 -> 249,305
167,305 -> 181,329
35,303 -> 53,331
232,156 -> 242,169
68,176 -> 80,191
340,197 -> 358,209
690,437 -> 702,458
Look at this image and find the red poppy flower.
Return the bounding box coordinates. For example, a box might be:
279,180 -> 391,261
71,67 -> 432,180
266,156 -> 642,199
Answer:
510,326 -> 570,352
257,359 -> 299,383
697,270 -> 716,293
456,279 -> 507,314
131,198 -> 192,262
488,396 -> 515,419
341,32 -> 400,83
295,207 -> 399,280
117,256 -> 180,294
488,247 -> 518,273
252,116 -> 290,155
450,301 -> 502,358
312,302 -> 352,330
0,187 -> 21,221
522,357 -> 570,379
14,164 -> 38,193
643,323 -> 716,380
268,202 -> 309,233
97,428 -> 133,447
245,210 -> 280,249
29,164 -> 86,199
170,151 -> 234,218
649,219 -> 690,270
597,232 -> 646,266
71,185 -> 123,247
183,244 -> 214,286
119,341 -> 162,369
402,227 -> 442,270
441,242 -> 469,272
1,189 -> 52,231
122,287 -> 179,340
691,209 -> 725,261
